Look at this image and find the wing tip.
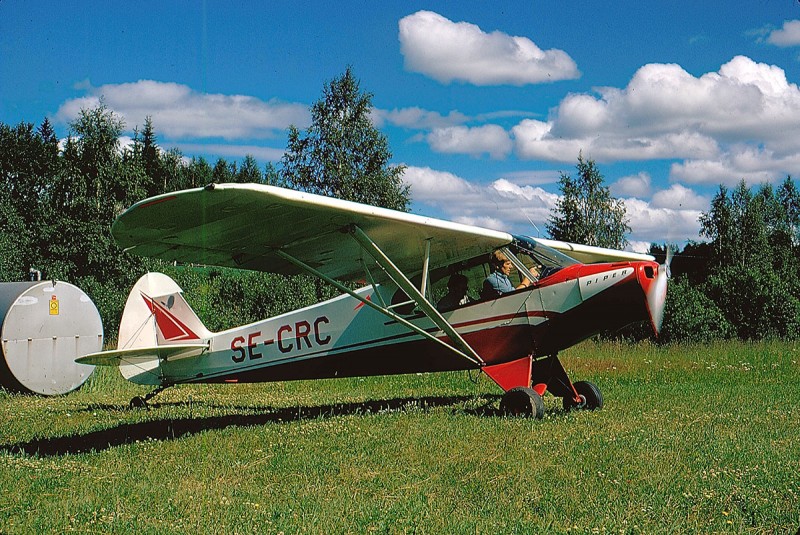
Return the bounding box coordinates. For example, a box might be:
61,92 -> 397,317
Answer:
75,353 -> 121,366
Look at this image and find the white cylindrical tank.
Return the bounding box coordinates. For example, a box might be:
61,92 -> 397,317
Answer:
0,281 -> 102,395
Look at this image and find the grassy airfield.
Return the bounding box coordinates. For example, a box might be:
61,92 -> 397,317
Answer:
0,340 -> 798,534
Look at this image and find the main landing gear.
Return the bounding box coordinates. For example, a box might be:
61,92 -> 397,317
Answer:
492,354 -> 603,418
562,380 -> 603,412
499,386 -> 545,419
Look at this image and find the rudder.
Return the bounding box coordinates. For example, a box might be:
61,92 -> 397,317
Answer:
118,272 -> 211,384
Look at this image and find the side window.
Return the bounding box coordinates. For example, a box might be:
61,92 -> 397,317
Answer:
389,255 -> 495,315
514,249 -> 562,280
430,261 -> 490,310
463,262 -> 490,299
513,252 -> 543,282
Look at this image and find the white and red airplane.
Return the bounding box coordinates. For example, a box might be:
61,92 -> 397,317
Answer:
78,183 -> 669,417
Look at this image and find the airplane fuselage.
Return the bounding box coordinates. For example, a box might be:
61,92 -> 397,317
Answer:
141,260 -> 658,386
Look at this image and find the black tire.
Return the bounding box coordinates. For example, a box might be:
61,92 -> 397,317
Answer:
500,387 -> 545,419
563,381 -> 603,412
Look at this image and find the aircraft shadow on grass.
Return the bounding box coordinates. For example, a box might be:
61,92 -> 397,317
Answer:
0,394 -> 527,457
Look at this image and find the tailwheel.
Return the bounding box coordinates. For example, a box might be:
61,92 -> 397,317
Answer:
500,386 -> 545,419
129,384 -> 170,410
129,396 -> 148,410
563,380 -> 603,412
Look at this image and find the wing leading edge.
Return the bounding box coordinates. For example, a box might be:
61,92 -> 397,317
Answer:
533,238 -> 655,264
112,183 -> 513,282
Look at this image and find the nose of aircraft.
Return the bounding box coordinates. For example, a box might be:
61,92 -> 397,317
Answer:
637,255 -> 671,336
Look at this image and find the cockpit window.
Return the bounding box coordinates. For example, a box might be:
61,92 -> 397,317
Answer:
389,237 -> 581,315
510,236 -> 579,279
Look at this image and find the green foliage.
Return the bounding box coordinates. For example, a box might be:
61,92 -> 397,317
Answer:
0,202 -> 28,280
694,179 -> 800,341
235,154 -> 263,184
73,275 -> 137,338
778,176 -> 800,242
0,120 -> 59,280
280,67 -> 410,211
701,181 -> 764,270
159,266 -> 337,333
547,154 -> 630,249
0,108 -> 281,336
700,179 -> 800,275
660,277 -> 734,343
705,266 -> 800,340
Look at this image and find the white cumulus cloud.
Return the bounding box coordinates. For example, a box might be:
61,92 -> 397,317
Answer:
499,169 -> 561,186
403,166 -> 557,233
398,10 -> 579,86
623,197 -> 703,246
56,80 -> 310,140
669,146 -> 800,185
371,107 -> 469,129
511,56 -> 800,186
650,184 -> 708,211
611,172 -> 652,198
767,20 -> 800,47
402,166 -> 477,199
427,125 -> 513,159
175,143 -> 286,162
404,166 -> 703,245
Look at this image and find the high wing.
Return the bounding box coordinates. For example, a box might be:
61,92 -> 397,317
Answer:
533,237 -> 655,264
113,183 -> 512,282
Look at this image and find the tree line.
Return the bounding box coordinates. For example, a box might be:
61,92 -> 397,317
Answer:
663,178 -> 800,341
0,69 -> 406,337
548,156 -> 800,342
1,69 -> 798,343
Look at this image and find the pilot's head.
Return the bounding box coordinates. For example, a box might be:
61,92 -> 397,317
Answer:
489,250 -> 513,275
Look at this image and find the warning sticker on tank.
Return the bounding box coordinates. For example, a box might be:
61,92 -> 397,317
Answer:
49,295 -> 59,315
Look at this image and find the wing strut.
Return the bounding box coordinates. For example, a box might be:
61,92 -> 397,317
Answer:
273,249 -> 483,367
347,225 -> 485,366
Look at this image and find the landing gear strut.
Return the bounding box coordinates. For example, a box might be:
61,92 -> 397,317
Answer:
491,353 -> 604,418
529,354 -> 604,413
129,384 -> 171,410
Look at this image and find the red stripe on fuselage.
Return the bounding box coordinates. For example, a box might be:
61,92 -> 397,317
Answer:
448,310 -> 554,331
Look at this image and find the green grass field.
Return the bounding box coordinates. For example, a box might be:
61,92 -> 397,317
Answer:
1,340 -> 798,534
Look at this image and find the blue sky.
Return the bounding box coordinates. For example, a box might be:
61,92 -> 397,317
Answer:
3,1 -> 800,250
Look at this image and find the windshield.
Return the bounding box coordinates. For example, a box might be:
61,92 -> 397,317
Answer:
510,235 -> 580,278
393,236 -> 584,314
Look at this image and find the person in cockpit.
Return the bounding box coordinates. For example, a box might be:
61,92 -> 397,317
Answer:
481,250 -> 537,300
436,273 -> 471,311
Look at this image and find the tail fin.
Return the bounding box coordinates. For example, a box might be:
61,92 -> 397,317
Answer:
118,272 -> 211,384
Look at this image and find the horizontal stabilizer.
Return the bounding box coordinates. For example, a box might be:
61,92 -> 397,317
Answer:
76,343 -> 209,366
